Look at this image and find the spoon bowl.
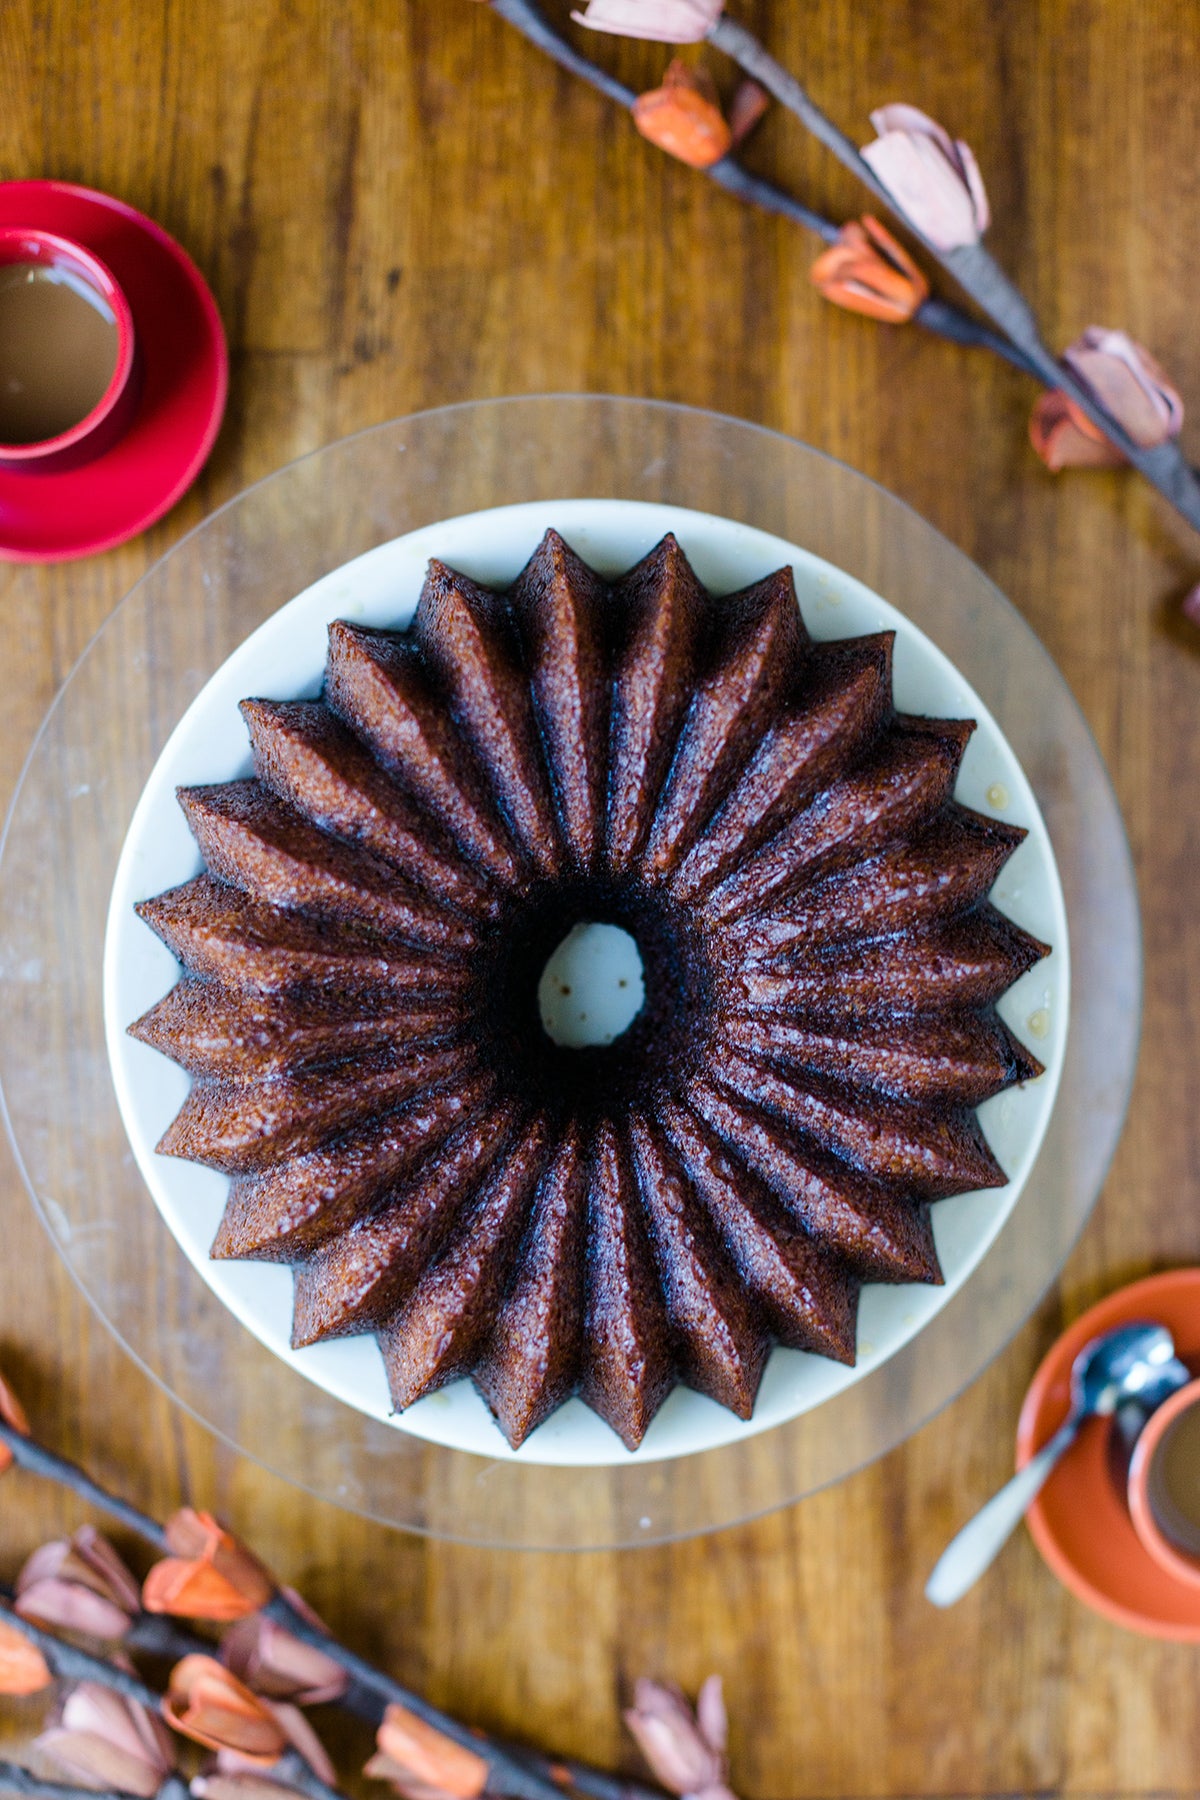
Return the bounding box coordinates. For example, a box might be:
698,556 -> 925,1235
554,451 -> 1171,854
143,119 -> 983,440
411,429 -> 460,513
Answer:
926,1319 -> 1188,1607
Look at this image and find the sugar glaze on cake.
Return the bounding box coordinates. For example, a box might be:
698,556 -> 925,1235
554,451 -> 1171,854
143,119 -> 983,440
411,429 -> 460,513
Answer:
131,530 -> 1047,1450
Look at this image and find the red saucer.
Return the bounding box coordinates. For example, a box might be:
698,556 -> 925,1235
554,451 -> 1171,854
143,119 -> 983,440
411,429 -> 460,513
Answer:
0,181 -> 227,562
1018,1269 -> 1200,1640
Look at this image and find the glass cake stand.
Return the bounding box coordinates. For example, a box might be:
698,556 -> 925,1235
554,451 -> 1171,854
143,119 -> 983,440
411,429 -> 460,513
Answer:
0,397 -> 1140,1549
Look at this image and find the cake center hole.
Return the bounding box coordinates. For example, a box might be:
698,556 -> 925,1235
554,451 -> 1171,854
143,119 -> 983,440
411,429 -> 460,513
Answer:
537,922 -> 646,1049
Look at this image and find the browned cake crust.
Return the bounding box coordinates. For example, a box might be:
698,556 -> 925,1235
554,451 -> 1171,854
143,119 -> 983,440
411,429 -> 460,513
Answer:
131,530 -> 1048,1450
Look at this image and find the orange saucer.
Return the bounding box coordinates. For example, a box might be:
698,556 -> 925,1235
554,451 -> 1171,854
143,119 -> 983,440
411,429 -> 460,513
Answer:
1018,1269 -> 1200,1639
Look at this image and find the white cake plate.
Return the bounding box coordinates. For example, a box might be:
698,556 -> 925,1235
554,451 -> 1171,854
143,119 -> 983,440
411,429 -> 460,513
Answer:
0,399 -> 1138,1541
103,498 -> 1068,1469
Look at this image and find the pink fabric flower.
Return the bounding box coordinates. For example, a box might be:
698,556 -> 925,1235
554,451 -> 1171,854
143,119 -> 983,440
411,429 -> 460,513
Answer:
220,1588 -> 348,1706
35,1683 -> 175,1798
570,0 -> 723,44
1063,327 -> 1183,447
193,1777 -> 306,1800
861,104 -> 990,250
17,1527 -> 141,1640
1030,328 -> 1183,469
1182,582 -> 1200,627
623,1677 -> 738,1800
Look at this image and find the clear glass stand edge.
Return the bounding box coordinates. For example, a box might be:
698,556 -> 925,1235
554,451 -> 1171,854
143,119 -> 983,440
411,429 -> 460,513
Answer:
0,397 -> 1141,1549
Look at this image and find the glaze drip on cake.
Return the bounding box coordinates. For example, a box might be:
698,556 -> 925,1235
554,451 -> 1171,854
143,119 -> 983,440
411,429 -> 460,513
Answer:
131,530 -> 1047,1450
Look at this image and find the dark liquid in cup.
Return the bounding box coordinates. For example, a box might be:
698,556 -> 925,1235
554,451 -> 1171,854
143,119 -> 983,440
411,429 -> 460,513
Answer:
1156,1403 -> 1200,1552
0,261 -> 120,446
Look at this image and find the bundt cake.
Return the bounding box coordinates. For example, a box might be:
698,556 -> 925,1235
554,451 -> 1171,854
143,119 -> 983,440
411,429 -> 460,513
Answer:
130,529 -> 1047,1450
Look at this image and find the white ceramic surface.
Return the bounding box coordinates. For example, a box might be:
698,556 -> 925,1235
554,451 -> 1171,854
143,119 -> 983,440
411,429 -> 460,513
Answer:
103,499 -> 1069,1467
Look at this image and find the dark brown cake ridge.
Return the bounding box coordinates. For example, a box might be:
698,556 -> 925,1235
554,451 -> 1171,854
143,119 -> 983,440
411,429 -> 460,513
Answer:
131,529 -> 1049,1450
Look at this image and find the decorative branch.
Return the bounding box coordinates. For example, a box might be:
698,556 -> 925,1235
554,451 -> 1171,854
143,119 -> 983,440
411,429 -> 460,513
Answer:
705,11 -> 1200,531
485,0 -> 1041,376
0,1411 -> 667,1800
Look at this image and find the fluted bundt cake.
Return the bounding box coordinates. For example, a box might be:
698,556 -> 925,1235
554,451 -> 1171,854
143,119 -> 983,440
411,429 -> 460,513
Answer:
130,529 -> 1047,1450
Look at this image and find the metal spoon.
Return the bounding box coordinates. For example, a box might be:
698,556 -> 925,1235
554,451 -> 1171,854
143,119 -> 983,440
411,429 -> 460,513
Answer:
925,1321 -> 1187,1607
1107,1358 -> 1193,1491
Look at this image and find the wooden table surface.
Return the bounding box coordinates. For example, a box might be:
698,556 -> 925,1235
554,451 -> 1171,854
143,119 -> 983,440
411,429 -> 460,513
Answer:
1,3 -> 1199,1795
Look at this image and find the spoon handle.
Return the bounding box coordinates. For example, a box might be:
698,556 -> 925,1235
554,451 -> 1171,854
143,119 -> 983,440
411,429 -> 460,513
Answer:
925,1418 -> 1078,1607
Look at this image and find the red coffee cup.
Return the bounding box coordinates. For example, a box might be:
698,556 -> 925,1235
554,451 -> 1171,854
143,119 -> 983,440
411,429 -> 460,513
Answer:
0,225 -> 138,472
1128,1376 -> 1200,1590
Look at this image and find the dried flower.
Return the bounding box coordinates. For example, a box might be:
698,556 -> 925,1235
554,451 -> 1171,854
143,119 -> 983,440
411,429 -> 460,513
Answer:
364,1703 -> 489,1800
1030,329 -> 1183,470
1063,327 -> 1184,446
193,1777 -> 306,1800
632,59 -> 731,169
163,1657 -> 287,1763
0,1618 -> 53,1696
221,1589 -> 347,1706
571,0 -> 723,43
861,104 -> 990,250
143,1509 -> 274,1623
35,1683 -> 175,1797
0,1368 -> 31,1478
1028,389 -> 1124,470
727,79 -> 770,149
16,1527 -> 141,1640
623,1677 -> 737,1800
211,1701 -> 336,1787
810,215 -> 930,323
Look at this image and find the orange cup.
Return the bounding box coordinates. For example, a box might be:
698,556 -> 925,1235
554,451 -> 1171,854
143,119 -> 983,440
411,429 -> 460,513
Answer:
1128,1377 -> 1200,1590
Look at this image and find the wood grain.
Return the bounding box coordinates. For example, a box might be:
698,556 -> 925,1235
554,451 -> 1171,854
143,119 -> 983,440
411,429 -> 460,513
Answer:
1,3 -> 1199,1795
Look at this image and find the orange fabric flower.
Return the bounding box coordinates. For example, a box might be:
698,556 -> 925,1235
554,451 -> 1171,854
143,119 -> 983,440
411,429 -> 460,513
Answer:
1028,389 -> 1124,470
143,1509 -> 274,1623
0,1617 -> 53,1696
163,1657 -> 286,1763
364,1704 -> 488,1800
632,60 -> 732,169
810,216 -> 930,324
0,1369 -> 31,1479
